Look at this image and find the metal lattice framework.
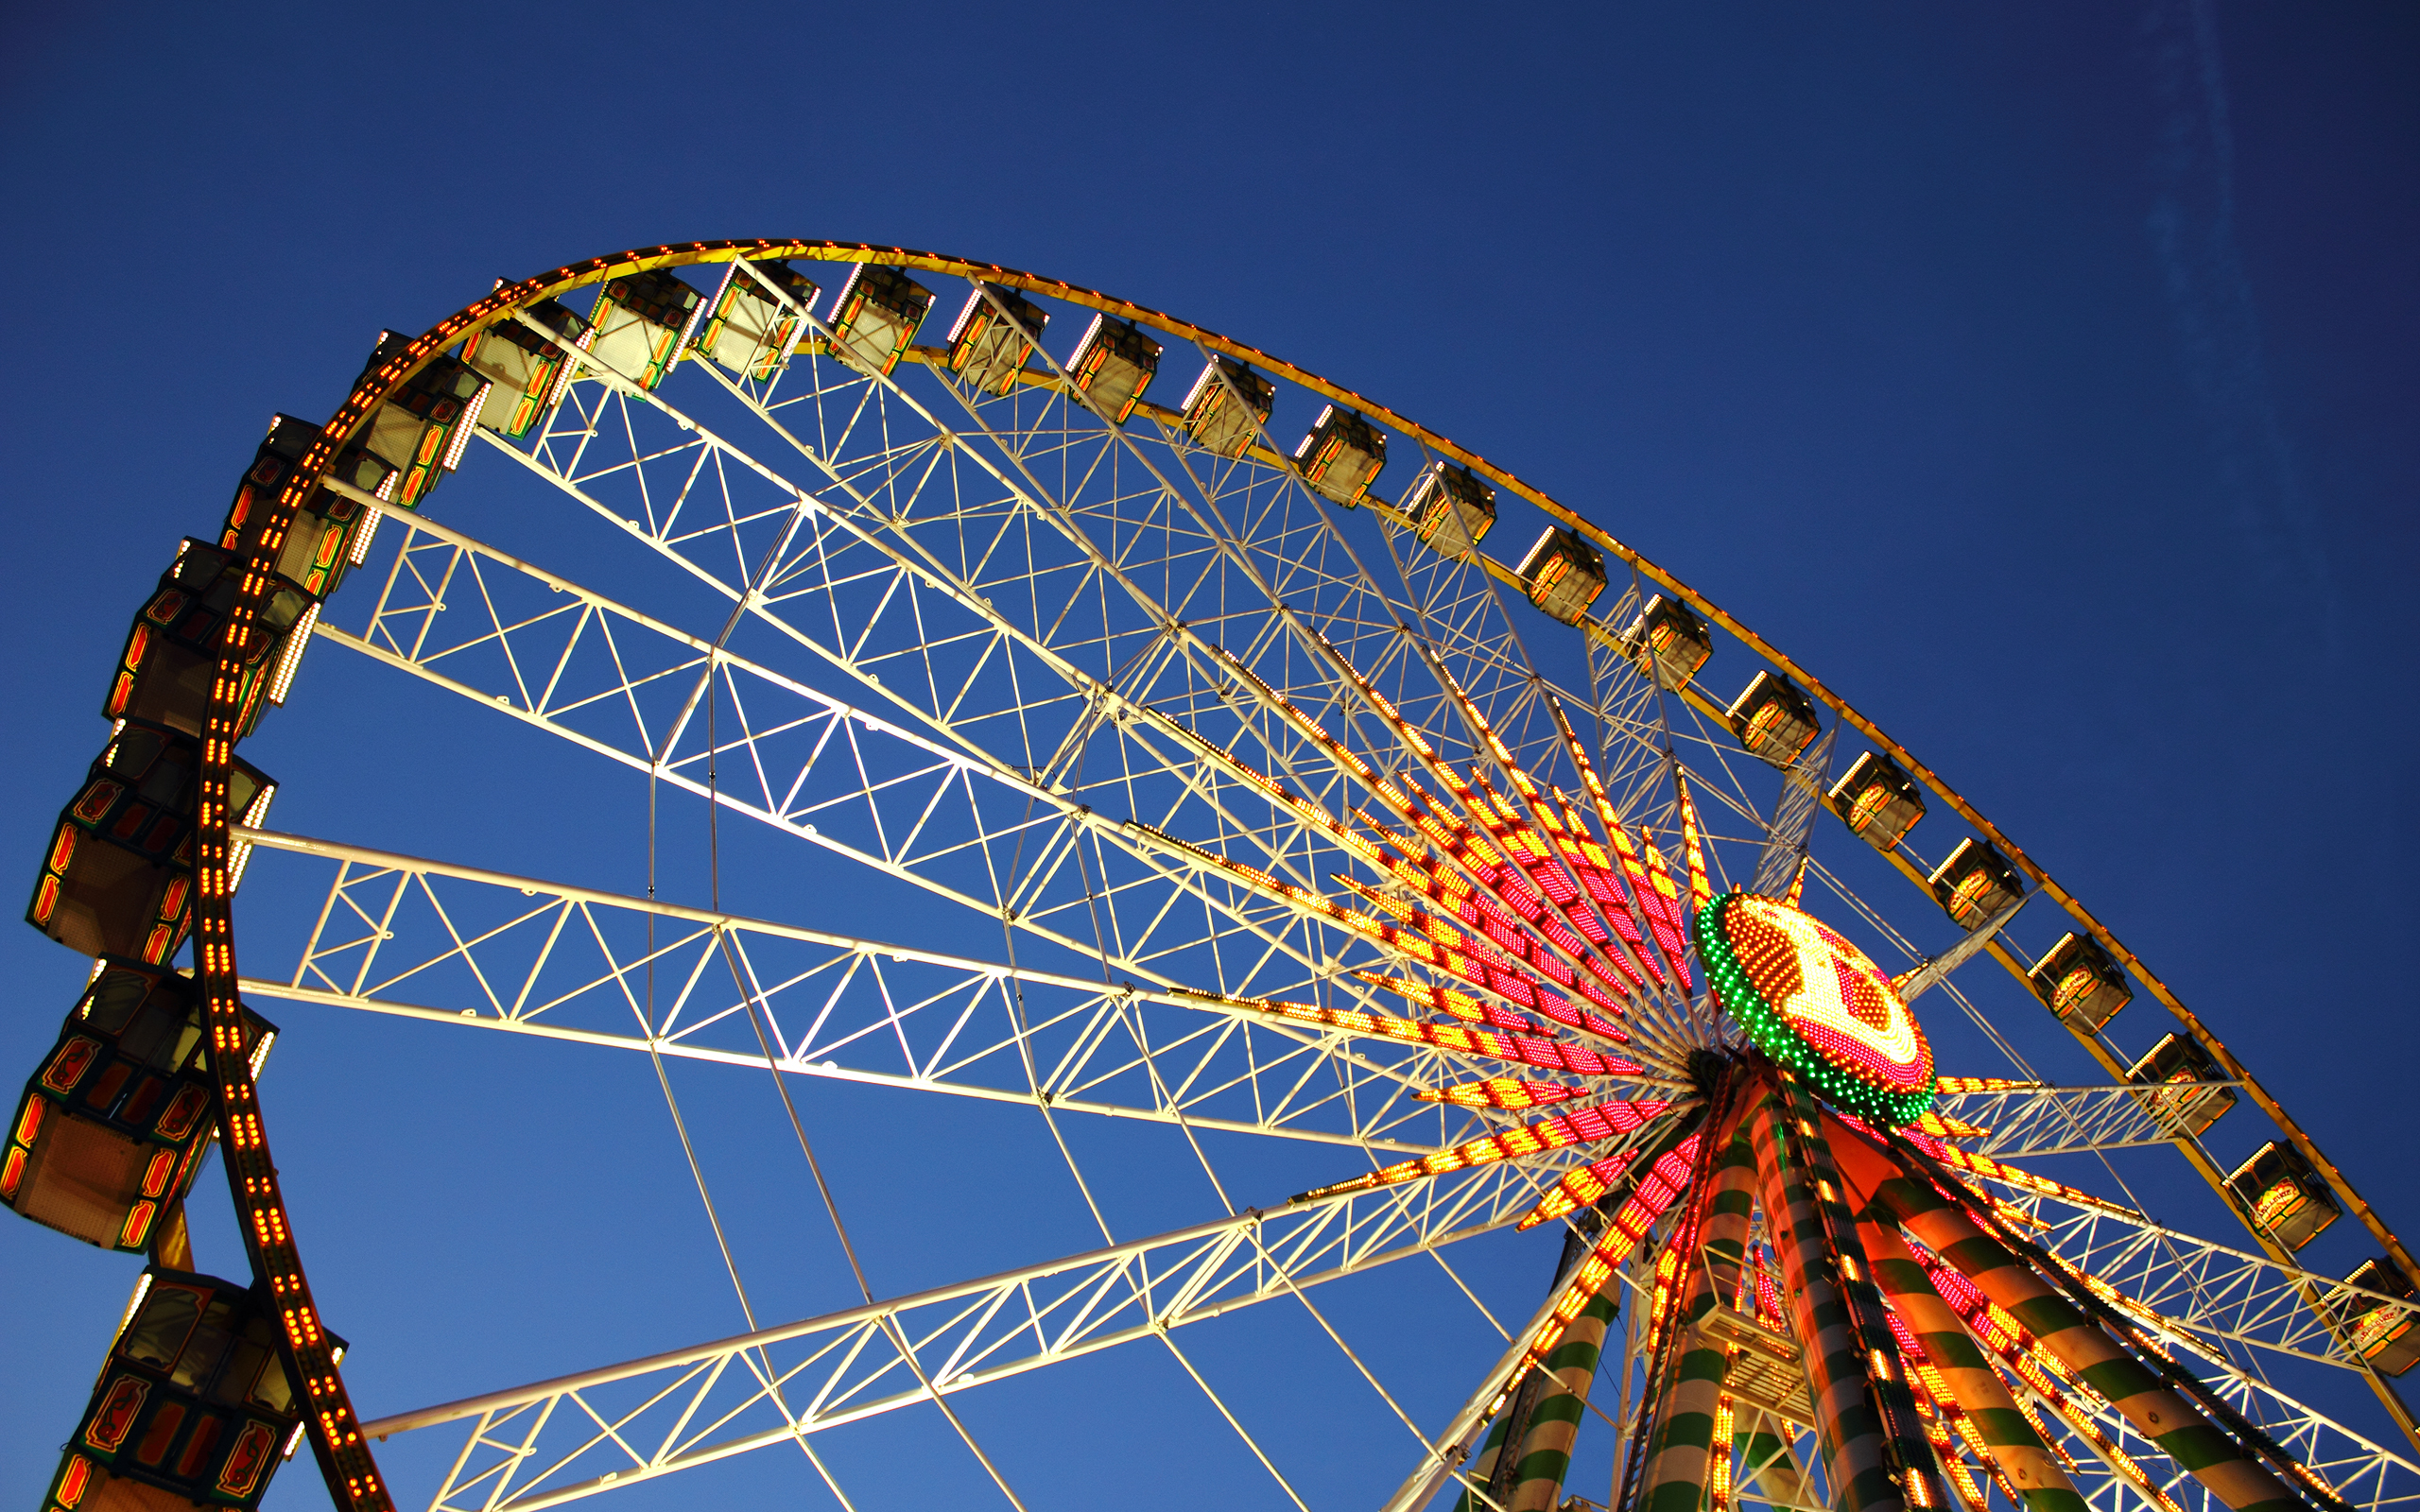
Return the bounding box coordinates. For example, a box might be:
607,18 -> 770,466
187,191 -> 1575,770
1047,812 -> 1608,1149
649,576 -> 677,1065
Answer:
22,242 -> 2419,1512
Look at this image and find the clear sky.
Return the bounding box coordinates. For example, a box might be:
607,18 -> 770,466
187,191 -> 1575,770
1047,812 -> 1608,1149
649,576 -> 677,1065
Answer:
0,4 -> 2413,1509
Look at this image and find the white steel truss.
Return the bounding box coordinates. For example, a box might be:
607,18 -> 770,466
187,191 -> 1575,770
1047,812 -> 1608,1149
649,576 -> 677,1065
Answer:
2009,1197 -> 2420,1376
352,1144 -> 1650,1511
236,827 -> 1690,1150
1933,1081 -> 2228,1160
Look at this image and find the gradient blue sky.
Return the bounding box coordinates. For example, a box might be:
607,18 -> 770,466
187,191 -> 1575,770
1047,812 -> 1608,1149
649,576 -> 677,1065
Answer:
1,4 -> 2414,1507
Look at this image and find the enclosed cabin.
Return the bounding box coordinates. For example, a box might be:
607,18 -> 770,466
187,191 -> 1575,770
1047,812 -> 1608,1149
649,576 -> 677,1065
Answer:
103,541 -> 317,740
1066,315 -> 1162,424
1826,750 -> 1925,851
943,283 -> 1046,395
581,270 -> 704,392
28,719 -> 275,965
827,264 -> 933,378
2337,1259 -> 2420,1377
2027,932 -> 2132,1033
1180,357 -> 1274,458
692,260 -> 820,382
2226,1141 -> 2341,1251
355,333 -> 492,506
1516,526 -> 1606,625
2126,1032 -> 2235,1137
1620,594 -> 1711,692
219,416 -> 385,600
461,297 -> 593,438
1927,837 -> 2023,930
45,1267 -> 332,1512
1403,461 -> 1496,558
1726,670 -> 1821,767
1292,404 -> 1387,507
5,962 -> 272,1254
216,413 -> 396,600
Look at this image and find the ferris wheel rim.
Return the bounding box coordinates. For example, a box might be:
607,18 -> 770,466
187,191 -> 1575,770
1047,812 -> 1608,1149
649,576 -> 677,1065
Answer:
132,237 -> 2415,1507
322,237 -> 2413,1291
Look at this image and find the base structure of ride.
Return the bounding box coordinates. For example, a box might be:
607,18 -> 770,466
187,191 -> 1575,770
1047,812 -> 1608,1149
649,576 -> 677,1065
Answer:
9,241 -> 2419,1512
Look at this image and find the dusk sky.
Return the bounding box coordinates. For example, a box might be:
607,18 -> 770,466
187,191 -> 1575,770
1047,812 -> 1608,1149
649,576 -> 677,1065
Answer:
1,6 -> 2413,1509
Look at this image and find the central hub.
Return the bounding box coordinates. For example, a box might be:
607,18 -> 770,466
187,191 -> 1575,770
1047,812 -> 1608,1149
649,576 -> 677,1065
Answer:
1695,891 -> 1936,1125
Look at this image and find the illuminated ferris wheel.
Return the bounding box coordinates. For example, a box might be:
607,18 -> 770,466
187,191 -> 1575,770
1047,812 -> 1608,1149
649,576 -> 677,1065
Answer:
9,241 -> 2419,1512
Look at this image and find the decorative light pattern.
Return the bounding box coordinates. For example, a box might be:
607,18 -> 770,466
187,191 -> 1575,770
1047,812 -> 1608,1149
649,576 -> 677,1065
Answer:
1295,1100 -> 1674,1202
1697,893 -> 1934,1126
1527,1135 -> 1707,1381
1353,972 -> 1538,1033
1631,832 -> 1695,991
1142,820 -> 1586,1022
1518,1151 -> 1639,1230
1677,773 -> 1713,919
1545,701 -> 1675,991
1170,988 -> 1637,1078
1511,1101 -> 1679,1228
1888,1311 -> 1998,1512
1609,1134 -> 1705,1246
1340,647 -> 1651,1002
1753,1246 -> 1786,1330
1413,1078 -> 1584,1112
1709,1388 -> 1738,1512
2254,1180 -> 2311,1228
1902,1112 -> 1984,1144
1357,972 -> 1627,1043
1528,1225 -> 1683,1372
1890,1124 -> 2118,1213
1127,638 -> 1726,1109
1933,1075 -> 2036,1093
1909,1239 -> 2188,1512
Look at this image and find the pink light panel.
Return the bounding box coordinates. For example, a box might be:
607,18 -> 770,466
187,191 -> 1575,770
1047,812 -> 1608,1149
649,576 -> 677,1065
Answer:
1678,774 -> 1714,919
1513,1099 -> 1677,1228
1414,1078 -> 1584,1111
1754,1248 -> 1786,1330
1173,988 -> 1640,1079
1299,1098 -> 1676,1200
1520,1152 -> 1635,1229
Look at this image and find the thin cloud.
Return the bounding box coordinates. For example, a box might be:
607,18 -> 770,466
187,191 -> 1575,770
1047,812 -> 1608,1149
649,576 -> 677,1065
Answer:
2144,0 -> 2337,639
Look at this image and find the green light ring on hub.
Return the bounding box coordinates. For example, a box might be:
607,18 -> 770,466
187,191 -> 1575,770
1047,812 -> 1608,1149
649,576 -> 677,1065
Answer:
1694,891 -> 1935,1128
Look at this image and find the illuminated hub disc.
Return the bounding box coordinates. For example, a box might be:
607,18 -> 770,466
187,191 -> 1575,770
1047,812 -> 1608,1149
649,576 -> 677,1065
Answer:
1695,891 -> 1935,1125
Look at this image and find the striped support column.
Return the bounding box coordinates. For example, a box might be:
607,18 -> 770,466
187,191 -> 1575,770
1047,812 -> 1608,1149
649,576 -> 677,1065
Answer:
1747,1077 -> 1939,1512
1825,1125 -> 2306,1512
1462,1220 -> 1618,1512
1637,1122 -> 1760,1512
1858,1215 -> 2088,1512
1505,1290 -> 1621,1511
1456,1410 -> 1518,1512
1452,1402 -> 1510,1509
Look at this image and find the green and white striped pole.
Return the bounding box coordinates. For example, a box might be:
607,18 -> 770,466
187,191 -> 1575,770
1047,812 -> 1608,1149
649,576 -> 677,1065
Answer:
1858,1215 -> 2087,1512
1636,1118 -> 1759,1512
1457,1409 -> 1520,1512
1460,1220 -> 1617,1512
1832,1128 -> 2308,1512
1748,1074 -> 1944,1512
1503,1289 -> 1622,1511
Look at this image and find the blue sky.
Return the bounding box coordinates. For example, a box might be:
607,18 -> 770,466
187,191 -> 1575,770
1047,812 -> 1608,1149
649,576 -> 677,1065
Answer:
1,4 -> 2414,1508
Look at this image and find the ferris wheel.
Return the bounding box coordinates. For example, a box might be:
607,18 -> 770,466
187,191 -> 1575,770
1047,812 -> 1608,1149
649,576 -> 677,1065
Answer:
9,241 -> 2419,1512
